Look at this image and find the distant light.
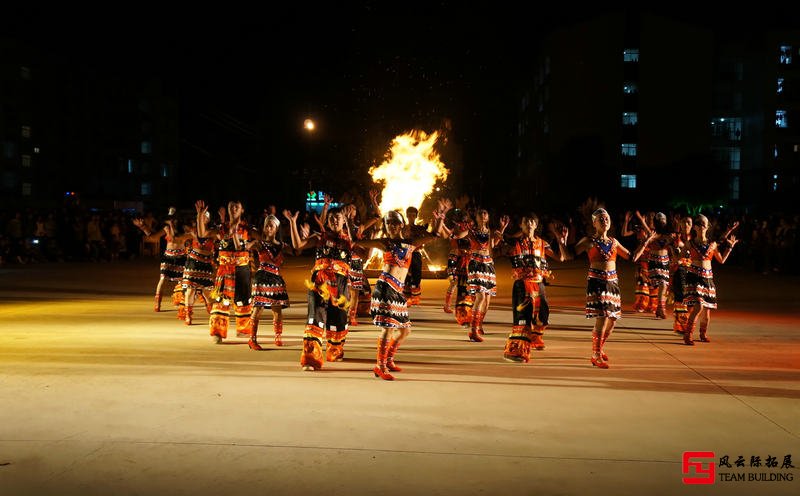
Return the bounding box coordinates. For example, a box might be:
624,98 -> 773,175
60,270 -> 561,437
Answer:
304,119 -> 315,131
435,187 -> 441,191
720,118 -> 726,122
33,147 -> 40,154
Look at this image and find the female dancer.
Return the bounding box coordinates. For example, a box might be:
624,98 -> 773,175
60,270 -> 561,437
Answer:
634,212 -> 673,319
133,208 -> 190,312
622,211 -> 653,313
246,214 -> 292,350
575,208 -> 646,368
670,215 -> 694,333
357,210 -> 441,380
682,215 -> 738,345
181,201 -> 216,325
502,214 -> 568,362
450,209 -> 507,342
284,207 -> 353,371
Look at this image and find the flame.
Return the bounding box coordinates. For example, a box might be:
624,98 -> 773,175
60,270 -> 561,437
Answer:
369,130 -> 448,213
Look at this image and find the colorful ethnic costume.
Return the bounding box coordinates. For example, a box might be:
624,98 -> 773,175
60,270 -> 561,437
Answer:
465,229 -> 497,339
370,239 -> 416,380
346,225 -> 372,324
209,223 -> 254,341
300,231 -> 352,370
631,229 -> 653,313
585,237 -> 622,320
645,235 -> 673,318
403,224 -> 428,306
671,235 -> 692,333
683,240 -> 719,344
503,237 -> 551,362
251,240 -> 290,341
181,235 -> 216,322
450,237 -> 473,325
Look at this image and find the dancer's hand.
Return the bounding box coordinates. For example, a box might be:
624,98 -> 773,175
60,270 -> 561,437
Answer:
282,209 -> 298,222
499,215 -> 510,231
195,200 -> 207,215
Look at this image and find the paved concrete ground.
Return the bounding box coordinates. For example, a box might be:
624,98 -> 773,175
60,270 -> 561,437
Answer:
0,257 -> 798,495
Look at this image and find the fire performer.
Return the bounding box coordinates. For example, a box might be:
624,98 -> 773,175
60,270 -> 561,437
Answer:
357,209 -> 442,380
682,215 -> 738,345
284,207 -> 353,371
501,214 -> 569,363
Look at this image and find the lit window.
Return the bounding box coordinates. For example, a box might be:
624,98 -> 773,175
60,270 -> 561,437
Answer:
711,117 -> 742,140
622,112 -> 638,125
623,49 -> 639,62
21,154 -> 31,167
779,45 -> 792,64
731,176 -> 740,200
773,174 -> 779,192
774,145 -> 779,158
776,110 -> 788,128
777,78 -> 784,94
621,143 -> 637,156
128,159 -> 134,174
141,141 -> 152,154
794,144 -> 799,152
21,126 -> 31,138
729,148 -> 740,170
33,147 -> 40,154
623,82 -> 638,94
22,182 -> 31,196
161,164 -> 168,177
621,174 -> 637,189
141,182 -> 152,195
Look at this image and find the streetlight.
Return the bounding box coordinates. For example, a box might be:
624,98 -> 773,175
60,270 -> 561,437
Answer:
303,118 -> 315,132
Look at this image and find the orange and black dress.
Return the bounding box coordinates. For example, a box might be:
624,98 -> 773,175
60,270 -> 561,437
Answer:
252,240 -> 289,308
684,240 -> 718,309
182,236 -> 215,290
585,237 -> 622,319
160,233 -> 187,281
370,239 -> 415,329
503,237 -> 551,362
300,231 -> 353,369
209,223 -> 253,339
465,229 -> 497,296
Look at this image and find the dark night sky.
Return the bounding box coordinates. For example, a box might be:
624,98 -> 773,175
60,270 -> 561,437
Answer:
4,3 -> 800,204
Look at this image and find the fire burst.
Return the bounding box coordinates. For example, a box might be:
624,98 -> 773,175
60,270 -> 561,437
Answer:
369,130 -> 449,213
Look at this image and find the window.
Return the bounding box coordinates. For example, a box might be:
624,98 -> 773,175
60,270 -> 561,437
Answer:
621,174 -> 637,189
21,154 -> 31,167
623,49 -> 639,62
711,118 -> 742,140
774,145 -> 779,158
776,110 -> 788,128
777,78 -> 784,94
141,182 -> 152,196
795,144 -> 799,153
779,45 -> 792,64
141,141 -> 152,154
773,174 -> 779,192
621,143 -> 637,157
127,159 -> 134,174
21,126 -> 31,138
714,147 -> 741,170
622,112 -> 638,126
731,176 -> 740,200
161,164 -> 169,177
623,82 -> 638,94
2,141 -> 15,159
22,182 -> 31,196
33,147 -> 40,154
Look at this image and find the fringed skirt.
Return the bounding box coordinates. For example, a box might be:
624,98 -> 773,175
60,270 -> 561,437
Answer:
467,254 -> 497,296
182,249 -> 215,289
160,249 -> 186,281
370,272 -> 410,329
685,266 -> 717,309
252,264 -> 289,308
585,269 -> 621,319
